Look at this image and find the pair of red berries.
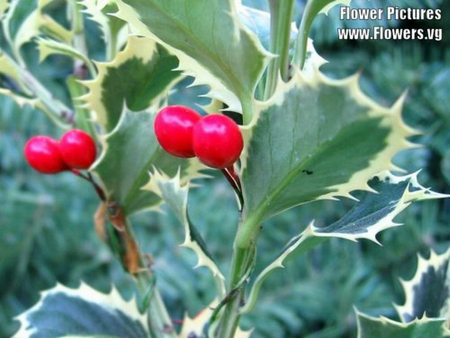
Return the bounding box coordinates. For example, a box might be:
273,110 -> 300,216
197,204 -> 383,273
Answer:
154,106 -> 244,169
24,130 -> 97,174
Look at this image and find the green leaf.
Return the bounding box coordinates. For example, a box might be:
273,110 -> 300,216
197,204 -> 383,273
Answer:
114,0 -> 271,120
356,311 -> 449,338
13,282 -> 149,338
312,171 -> 447,242
145,172 -> 226,297
93,108 -> 202,216
239,70 -> 415,246
82,36 -> 181,132
242,171 -> 446,313
395,249 -> 450,322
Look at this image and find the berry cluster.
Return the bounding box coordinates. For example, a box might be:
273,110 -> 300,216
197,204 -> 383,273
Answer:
154,105 -> 243,169
24,130 -> 97,174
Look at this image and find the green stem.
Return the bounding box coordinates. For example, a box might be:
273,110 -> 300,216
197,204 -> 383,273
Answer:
22,69 -> 74,127
216,219 -> 259,338
241,96 -> 254,125
264,0 -> 295,100
68,0 -> 95,76
122,218 -> 176,338
107,27 -> 118,61
292,0 -> 315,68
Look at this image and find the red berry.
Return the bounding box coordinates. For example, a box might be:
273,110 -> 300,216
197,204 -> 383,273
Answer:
154,105 -> 202,158
24,136 -> 67,174
193,115 -> 243,169
59,130 -> 97,169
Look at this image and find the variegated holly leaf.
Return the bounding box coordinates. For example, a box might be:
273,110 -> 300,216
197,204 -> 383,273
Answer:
311,171 -> 447,242
9,0 -> 72,61
13,283 -> 149,338
295,0 -> 351,66
242,171 -> 446,313
114,0 -> 271,117
395,249 -> 450,323
356,311 -> 449,338
0,88 -> 44,111
144,172 -> 226,297
36,38 -> 96,75
238,68 -> 415,247
93,108 -> 202,216
82,36 -> 181,132
80,0 -> 127,51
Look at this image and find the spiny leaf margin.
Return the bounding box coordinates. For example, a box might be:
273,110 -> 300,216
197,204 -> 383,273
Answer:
242,171 -> 446,313
13,282 -> 148,338
356,310 -> 450,338
143,171 -> 226,297
395,248 -> 450,323
81,35 -> 181,132
239,68 -> 416,240
92,108 -> 203,216
114,0 -> 271,116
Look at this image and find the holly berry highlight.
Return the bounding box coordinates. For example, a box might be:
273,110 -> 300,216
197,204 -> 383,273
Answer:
154,105 -> 243,169
24,129 -> 97,174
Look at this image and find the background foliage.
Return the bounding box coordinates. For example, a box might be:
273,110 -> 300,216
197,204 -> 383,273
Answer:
1,0 -> 449,337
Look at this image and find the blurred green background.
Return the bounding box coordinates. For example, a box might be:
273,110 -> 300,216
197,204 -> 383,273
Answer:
1,0 -> 449,337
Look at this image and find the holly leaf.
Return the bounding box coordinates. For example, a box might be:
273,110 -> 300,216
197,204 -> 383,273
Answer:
93,108 -> 203,216
311,171 -> 447,242
114,0 -> 271,115
395,249 -> 450,322
242,172 -> 446,313
356,311 -> 449,338
0,88 -> 41,110
11,0 -> 72,60
36,38 -> 94,72
82,36 -> 181,132
239,69 -> 415,243
80,0 -> 127,51
144,172 -> 226,297
13,283 -> 149,338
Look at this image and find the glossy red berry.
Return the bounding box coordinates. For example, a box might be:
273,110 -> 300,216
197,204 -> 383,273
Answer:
59,129 -> 97,169
24,136 -> 67,174
193,114 -> 243,169
154,105 -> 202,158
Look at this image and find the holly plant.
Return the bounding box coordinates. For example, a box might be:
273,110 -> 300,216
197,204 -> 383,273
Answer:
2,0 -> 449,337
